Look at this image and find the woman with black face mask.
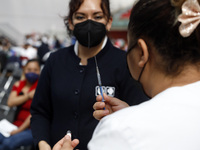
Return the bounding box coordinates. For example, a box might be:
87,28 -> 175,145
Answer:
30,0 -> 148,150
0,59 -> 40,150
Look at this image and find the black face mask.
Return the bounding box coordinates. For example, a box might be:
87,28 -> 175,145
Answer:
73,20 -> 106,48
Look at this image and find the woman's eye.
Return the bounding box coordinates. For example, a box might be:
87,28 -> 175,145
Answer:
95,16 -> 103,20
75,16 -> 84,20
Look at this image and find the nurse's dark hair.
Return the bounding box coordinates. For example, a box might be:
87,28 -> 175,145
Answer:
64,0 -> 111,35
128,0 -> 200,76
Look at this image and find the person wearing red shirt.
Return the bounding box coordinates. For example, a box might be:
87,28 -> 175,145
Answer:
0,59 -> 40,150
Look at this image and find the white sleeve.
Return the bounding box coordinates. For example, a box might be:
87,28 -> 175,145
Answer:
88,116 -> 132,150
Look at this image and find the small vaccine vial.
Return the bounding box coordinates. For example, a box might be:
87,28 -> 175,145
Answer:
66,130 -> 71,138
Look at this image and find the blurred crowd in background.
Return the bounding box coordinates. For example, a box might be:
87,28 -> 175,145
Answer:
0,33 -> 63,72
0,33 -> 127,73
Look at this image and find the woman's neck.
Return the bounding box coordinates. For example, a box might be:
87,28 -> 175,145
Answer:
26,81 -> 33,87
145,65 -> 200,98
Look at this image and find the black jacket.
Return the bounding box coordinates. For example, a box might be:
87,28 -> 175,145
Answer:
30,39 -> 148,150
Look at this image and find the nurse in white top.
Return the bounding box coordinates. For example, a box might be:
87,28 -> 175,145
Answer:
53,0 -> 200,149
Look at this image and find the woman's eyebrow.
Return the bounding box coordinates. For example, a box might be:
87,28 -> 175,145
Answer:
74,12 -> 85,16
93,12 -> 104,15
74,11 -> 103,15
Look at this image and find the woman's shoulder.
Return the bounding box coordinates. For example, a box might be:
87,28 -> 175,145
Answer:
107,44 -> 127,61
107,40 -> 127,55
13,80 -> 26,88
13,81 -> 20,87
107,46 -> 127,64
51,45 -> 74,56
47,45 -> 75,62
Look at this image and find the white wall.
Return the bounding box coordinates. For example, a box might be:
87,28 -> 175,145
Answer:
0,0 -> 137,35
0,0 -> 68,35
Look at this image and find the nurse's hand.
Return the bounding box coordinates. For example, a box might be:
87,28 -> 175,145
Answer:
93,94 -> 129,120
53,135 -> 79,150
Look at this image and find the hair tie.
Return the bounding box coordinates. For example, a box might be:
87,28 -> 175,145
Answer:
178,0 -> 200,37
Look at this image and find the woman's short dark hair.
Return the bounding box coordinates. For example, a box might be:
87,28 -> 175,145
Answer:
25,59 -> 41,68
64,0 -> 111,35
128,0 -> 200,76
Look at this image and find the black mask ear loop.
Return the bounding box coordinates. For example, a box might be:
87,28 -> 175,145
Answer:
137,62 -> 147,82
127,43 -> 148,82
137,40 -> 150,82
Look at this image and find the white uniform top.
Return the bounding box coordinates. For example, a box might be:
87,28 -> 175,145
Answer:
88,81 -> 200,150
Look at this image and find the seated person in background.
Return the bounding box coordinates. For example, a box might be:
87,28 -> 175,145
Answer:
0,59 -> 40,150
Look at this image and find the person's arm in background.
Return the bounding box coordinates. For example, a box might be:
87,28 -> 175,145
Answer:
7,82 -> 35,107
30,54 -> 53,150
10,114 -> 31,135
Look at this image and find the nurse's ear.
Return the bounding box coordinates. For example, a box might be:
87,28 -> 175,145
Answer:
106,17 -> 113,31
137,39 -> 149,67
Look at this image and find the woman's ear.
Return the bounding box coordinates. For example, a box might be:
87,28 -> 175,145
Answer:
68,19 -> 74,31
106,17 -> 113,31
137,38 -> 149,67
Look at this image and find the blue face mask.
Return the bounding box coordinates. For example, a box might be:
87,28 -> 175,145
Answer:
25,72 -> 39,84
